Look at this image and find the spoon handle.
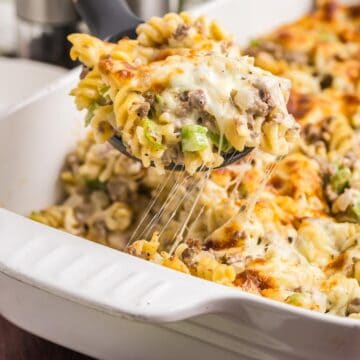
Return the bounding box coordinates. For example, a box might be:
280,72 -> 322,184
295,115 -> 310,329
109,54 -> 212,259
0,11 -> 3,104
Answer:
73,0 -> 142,39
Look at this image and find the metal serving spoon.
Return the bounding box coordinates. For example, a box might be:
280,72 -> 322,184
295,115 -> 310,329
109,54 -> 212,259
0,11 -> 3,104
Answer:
73,0 -> 253,171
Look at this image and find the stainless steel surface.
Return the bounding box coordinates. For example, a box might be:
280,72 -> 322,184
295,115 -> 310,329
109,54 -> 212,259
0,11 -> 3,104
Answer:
16,0 -> 78,24
126,0 -> 173,18
17,19 -> 80,68
15,0 -> 80,67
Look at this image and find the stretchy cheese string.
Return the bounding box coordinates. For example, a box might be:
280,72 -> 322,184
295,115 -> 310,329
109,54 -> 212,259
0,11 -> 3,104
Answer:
127,168 -> 176,246
169,169 -> 211,255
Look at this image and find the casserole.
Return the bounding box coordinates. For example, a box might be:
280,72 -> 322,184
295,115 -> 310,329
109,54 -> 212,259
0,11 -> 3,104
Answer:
0,1 -> 359,359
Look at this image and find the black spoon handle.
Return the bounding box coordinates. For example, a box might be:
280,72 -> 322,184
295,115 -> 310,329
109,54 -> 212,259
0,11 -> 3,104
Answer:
73,0 -> 142,39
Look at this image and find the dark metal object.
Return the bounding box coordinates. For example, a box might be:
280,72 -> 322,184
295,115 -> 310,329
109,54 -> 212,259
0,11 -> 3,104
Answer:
73,0 -> 253,171
73,0 -> 141,39
126,0 -> 172,19
16,0 -> 78,24
110,135 -> 253,171
16,0 -> 81,68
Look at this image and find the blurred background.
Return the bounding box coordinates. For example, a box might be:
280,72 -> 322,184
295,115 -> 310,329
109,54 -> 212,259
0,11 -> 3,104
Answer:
0,0 -> 212,67
0,0 -> 214,114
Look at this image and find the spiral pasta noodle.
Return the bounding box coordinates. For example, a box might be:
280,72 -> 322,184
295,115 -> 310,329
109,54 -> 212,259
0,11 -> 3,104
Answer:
136,12 -> 232,49
69,33 -> 113,68
328,114 -> 354,155
70,69 -> 104,110
195,253 -> 236,285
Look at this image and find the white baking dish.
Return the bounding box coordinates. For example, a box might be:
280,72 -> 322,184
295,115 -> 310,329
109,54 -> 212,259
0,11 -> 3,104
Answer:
0,57 -> 66,115
0,1 -> 359,359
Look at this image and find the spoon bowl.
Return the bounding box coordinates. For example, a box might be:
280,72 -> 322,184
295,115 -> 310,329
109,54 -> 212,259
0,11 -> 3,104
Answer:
109,135 -> 253,171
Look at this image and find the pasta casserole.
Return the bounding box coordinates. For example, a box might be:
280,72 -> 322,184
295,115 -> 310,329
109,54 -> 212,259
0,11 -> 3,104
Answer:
68,18 -> 298,173
30,1 -> 360,319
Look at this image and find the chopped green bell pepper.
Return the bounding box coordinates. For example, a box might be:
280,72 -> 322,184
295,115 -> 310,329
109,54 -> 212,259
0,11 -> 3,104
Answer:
208,131 -> 232,152
85,102 -> 100,126
98,85 -> 111,104
286,293 -> 306,307
347,201 -> 360,222
249,39 -> 261,47
143,118 -> 165,151
84,178 -> 106,191
330,167 -> 351,194
181,124 -> 209,152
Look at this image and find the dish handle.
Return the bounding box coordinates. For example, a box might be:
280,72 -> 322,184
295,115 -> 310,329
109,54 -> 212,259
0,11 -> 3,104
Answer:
0,208 -> 237,322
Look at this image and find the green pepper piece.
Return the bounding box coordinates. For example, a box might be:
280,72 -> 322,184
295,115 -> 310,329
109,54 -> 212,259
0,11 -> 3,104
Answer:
155,94 -> 162,103
347,201 -> 360,222
84,178 -> 106,191
98,85 -> 111,104
286,293 -> 306,307
85,102 -> 100,126
319,32 -> 338,42
249,39 -> 261,47
148,95 -> 162,120
143,118 -> 165,151
181,124 -> 209,152
330,167 -> 352,194
208,131 -> 233,152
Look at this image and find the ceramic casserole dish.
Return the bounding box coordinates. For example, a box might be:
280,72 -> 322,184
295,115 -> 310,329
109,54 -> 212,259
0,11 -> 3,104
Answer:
0,1 -> 359,359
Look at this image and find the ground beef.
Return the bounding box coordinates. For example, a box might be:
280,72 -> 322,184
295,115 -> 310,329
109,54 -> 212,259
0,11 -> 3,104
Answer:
74,203 -> 94,223
303,118 -> 332,145
342,153 -> 357,169
198,112 -> 218,133
179,89 -> 207,111
283,51 -> 308,65
303,124 -> 323,143
189,89 -> 207,109
92,219 -> 107,239
64,153 -> 80,173
173,24 -> 190,40
143,91 -> 155,105
79,66 -> 90,79
320,74 -> 333,90
348,297 -> 360,315
181,240 -> 202,268
106,178 -> 137,203
255,87 -> 274,115
231,86 -> 271,117
136,102 -> 150,118
244,41 -> 308,65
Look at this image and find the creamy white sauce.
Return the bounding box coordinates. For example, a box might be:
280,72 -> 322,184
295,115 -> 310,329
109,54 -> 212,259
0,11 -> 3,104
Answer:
144,53 -> 294,153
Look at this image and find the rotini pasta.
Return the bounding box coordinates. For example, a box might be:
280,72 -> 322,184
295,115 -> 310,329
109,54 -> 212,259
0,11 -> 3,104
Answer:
68,11 -> 298,174
136,12 -> 232,49
69,33 -> 113,68
70,69 -> 104,110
